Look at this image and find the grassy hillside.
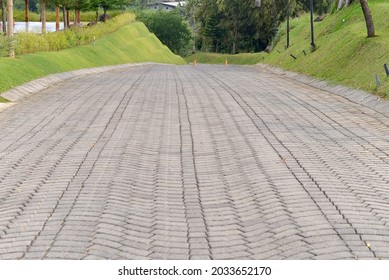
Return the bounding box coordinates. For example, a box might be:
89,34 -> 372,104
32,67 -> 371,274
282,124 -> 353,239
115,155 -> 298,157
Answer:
0,22 -> 185,98
185,52 -> 262,65
185,1 -> 389,98
263,0 -> 389,97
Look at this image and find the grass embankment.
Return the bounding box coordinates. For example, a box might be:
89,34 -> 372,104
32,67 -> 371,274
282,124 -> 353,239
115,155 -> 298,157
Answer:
186,1 -> 389,97
186,52 -> 262,65
0,22 -> 185,100
264,0 -> 389,97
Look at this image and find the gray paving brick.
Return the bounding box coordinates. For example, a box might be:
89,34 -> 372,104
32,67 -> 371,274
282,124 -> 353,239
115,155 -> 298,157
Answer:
1,64 -> 389,261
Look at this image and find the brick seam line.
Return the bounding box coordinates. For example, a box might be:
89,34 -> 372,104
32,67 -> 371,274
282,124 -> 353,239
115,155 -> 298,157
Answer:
256,64 -> 389,116
0,62 -> 157,104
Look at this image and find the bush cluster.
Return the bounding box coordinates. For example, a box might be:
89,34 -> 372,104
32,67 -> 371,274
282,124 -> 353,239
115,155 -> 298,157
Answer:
4,13 -> 135,56
0,36 -> 12,57
137,10 -> 191,56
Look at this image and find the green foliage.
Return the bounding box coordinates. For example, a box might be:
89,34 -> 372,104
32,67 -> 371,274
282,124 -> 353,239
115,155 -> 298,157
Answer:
0,22 -> 185,96
129,0 -> 148,10
263,1 -> 389,98
186,0 -> 335,54
89,0 -> 129,11
185,51 -> 263,65
203,13 -> 221,52
0,36 -> 10,57
137,10 -> 191,56
9,13 -> 136,56
13,9 -> 41,21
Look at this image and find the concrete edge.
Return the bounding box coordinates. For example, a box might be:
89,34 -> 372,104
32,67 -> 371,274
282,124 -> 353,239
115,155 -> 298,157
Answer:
256,64 -> 389,115
0,103 -> 16,113
0,63 -> 154,103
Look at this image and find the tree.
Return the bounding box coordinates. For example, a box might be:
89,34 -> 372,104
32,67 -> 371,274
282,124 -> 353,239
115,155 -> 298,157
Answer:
217,0 -> 242,54
89,0 -> 99,21
25,0 -> 29,29
55,0 -> 74,29
359,0 -> 374,37
336,0 -> 375,37
100,0 -> 113,21
53,0 -> 67,32
138,10 -> 191,56
1,0 -> 6,34
41,0 -> 46,33
89,0 -> 118,22
203,13 -> 221,52
130,0 -> 147,10
7,0 -> 15,57
72,0 -> 90,25
186,0 -> 295,54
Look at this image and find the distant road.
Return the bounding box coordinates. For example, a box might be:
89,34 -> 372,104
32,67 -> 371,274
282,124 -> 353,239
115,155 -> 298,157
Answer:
0,64 -> 388,259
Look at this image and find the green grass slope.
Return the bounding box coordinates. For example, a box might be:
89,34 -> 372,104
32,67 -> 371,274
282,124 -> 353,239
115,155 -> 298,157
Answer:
263,0 -> 389,97
0,22 -> 185,97
185,1 -> 388,97
185,52 -> 263,65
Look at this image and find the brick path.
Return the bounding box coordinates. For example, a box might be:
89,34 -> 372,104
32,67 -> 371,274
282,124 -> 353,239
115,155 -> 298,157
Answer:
0,64 -> 389,259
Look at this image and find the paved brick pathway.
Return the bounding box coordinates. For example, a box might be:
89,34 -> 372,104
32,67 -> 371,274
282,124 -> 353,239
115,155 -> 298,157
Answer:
0,64 -> 389,260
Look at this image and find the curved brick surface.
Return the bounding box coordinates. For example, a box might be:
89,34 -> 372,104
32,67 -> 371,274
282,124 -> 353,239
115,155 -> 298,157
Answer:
0,64 -> 389,260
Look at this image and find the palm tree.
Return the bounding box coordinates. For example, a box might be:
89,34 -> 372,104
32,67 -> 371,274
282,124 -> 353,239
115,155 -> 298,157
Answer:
25,0 -> 29,23
25,0 -> 29,32
41,0 -> 47,33
1,0 -> 6,34
359,0 -> 375,37
55,2 -> 60,31
337,0 -> 375,38
7,0 -> 15,57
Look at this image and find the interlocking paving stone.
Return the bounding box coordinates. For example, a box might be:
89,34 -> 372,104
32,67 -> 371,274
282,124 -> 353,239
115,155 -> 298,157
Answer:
0,64 -> 389,259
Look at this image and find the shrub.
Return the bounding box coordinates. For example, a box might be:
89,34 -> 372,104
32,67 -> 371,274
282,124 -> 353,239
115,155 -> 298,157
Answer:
137,10 -> 191,56
0,36 -> 11,57
8,13 -> 136,56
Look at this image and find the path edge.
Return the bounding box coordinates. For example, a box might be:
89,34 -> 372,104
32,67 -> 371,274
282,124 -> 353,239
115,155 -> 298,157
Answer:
256,63 -> 389,115
0,63 -> 154,110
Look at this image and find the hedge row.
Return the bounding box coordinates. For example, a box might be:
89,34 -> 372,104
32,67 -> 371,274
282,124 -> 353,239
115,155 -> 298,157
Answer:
0,12 -> 135,56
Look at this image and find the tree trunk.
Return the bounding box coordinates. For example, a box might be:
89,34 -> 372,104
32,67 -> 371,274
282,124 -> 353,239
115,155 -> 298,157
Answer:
286,0 -> 290,48
360,0 -> 375,37
309,0 -> 315,49
1,0 -> 6,34
7,0 -> 14,58
25,0 -> 29,32
76,9 -> 80,25
95,10 -> 98,23
338,0 -> 344,9
103,7 -> 107,22
232,18 -> 237,54
25,0 -> 29,22
66,9 -> 70,27
41,0 -> 46,33
63,6 -> 67,30
55,4 -> 59,31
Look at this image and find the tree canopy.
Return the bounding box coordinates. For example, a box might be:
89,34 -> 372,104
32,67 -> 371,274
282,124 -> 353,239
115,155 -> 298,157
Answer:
138,10 -> 191,56
186,0 -> 333,54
